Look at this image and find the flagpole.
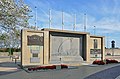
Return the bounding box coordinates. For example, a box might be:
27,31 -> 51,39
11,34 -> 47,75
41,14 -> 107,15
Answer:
62,11 -> 64,30
35,6 -> 37,30
73,14 -> 76,31
49,9 -> 51,29
84,13 -> 87,32
94,26 -> 96,35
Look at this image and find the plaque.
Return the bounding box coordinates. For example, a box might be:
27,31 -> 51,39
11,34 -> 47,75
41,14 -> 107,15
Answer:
30,50 -> 40,54
30,57 -> 40,63
27,35 -> 43,46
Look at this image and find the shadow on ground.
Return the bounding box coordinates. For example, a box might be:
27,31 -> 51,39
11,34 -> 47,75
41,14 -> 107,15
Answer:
0,70 -> 21,76
0,57 -> 21,76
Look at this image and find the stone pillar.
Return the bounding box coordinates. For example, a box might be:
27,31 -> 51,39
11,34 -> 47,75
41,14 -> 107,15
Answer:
86,34 -> 90,62
43,31 -> 49,64
21,30 -> 29,66
21,30 -> 45,66
101,37 -> 105,60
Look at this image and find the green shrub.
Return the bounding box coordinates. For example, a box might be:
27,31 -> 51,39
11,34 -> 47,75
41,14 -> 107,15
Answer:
0,50 -> 3,52
0,48 -> 21,54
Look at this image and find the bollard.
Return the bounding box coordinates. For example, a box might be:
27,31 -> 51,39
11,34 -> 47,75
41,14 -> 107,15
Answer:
15,58 -> 16,64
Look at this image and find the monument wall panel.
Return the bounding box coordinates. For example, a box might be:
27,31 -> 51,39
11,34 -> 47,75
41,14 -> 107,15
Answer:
49,32 -> 84,63
21,30 -> 44,66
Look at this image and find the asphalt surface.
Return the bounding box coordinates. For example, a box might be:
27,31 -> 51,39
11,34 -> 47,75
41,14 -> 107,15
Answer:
84,64 -> 120,79
1,56 -> 120,79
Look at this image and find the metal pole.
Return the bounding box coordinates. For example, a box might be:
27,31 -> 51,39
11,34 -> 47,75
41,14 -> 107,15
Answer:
73,14 -> 76,31
112,48 -> 114,56
94,26 -> 96,35
15,58 -> 16,64
49,9 -> 51,29
62,11 -> 64,30
84,13 -> 87,32
35,6 -> 37,30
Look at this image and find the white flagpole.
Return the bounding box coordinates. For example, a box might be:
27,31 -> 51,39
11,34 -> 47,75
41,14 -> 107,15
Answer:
49,9 -> 51,29
35,6 -> 37,30
84,13 -> 87,32
94,26 -> 96,35
62,11 -> 64,30
73,14 -> 76,31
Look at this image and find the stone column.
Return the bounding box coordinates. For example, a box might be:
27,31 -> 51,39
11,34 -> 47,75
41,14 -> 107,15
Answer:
101,37 -> 105,60
43,31 -> 49,64
86,34 -> 90,62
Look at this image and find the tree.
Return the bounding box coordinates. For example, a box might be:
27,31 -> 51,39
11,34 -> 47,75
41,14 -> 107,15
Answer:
0,0 -> 32,48
0,33 -> 9,48
0,0 -> 31,30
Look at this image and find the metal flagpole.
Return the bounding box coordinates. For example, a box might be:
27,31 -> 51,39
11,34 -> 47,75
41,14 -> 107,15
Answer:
73,14 -> 76,31
49,9 -> 51,29
84,13 -> 87,32
35,6 -> 37,30
94,26 -> 96,35
62,11 -> 64,30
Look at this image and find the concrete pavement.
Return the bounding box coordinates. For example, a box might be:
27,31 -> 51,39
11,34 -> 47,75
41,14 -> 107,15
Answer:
0,56 -> 120,79
84,64 -> 120,79
1,64 -> 120,79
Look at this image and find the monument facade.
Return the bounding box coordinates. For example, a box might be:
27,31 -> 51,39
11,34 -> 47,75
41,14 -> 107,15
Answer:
21,28 -> 105,66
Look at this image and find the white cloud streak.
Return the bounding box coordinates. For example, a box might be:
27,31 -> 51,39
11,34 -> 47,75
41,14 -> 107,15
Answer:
28,1 -> 120,31
26,0 -> 120,47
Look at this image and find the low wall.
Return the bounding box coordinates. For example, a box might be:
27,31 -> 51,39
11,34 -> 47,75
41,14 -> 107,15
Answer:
0,52 -> 9,56
106,55 -> 120,62
105,48 -> 120,55
0,52 -> 21,56
13,52 -> 21,56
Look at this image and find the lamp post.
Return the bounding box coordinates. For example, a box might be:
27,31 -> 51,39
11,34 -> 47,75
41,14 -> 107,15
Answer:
93,26 -> 97,58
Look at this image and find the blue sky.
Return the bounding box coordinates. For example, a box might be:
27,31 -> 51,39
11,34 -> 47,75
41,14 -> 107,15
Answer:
24,0 -> 120,48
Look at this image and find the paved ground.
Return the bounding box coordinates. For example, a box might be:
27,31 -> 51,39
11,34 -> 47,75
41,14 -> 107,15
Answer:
0,56 -> 120,79
0,56 -> 21,76
84,64 -> 120,79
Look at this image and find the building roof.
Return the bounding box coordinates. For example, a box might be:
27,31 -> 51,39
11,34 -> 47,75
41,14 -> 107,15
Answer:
41,28 -> 90,35
90,35 -> 105,38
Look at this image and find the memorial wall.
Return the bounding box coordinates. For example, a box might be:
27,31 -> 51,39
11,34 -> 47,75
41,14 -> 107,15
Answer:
21,29 -> 105,66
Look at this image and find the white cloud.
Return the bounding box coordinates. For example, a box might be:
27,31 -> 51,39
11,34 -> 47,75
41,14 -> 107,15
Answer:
35,9 -> 120,34
94,17 -> 120,32
27,0 -> 120,48
28,1 -> 120,31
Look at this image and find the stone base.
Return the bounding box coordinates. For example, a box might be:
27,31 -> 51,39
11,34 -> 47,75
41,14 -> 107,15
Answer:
49,56 -> 84,66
